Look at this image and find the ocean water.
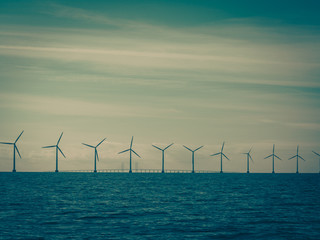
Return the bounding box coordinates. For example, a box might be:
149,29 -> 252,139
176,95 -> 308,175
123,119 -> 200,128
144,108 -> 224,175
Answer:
0,173 -> 319,240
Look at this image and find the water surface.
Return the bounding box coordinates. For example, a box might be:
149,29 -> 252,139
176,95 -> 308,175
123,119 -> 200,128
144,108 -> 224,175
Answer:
0,173 -> 319,239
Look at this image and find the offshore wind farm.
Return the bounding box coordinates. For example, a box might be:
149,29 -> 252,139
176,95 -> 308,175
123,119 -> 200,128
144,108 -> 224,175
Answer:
1,130 -> 319,173
0,1 -> 320,239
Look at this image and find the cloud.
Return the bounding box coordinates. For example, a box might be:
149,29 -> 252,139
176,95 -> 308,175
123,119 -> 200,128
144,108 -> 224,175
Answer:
0,2 -> 320,172
0,4 -> 320,89
0,93 -> 183,119
42,2 -> 132,28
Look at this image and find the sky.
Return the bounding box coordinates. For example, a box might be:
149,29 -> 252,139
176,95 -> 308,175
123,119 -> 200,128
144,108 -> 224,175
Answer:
0,0 -> 320,173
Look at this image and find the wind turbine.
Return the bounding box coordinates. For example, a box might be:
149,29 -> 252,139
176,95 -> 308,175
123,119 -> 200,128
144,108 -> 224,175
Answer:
288,145 -> 305,174
43,132 -> 66,172
152,143 -> 174,173
312,150 -> 320,174
0,130 -> 24,172
82,138 -> 106,173
183,145 -> 203,173
242,147 -> 253,173
118,136 -> 141,173
264,144 -> 281,173
211,142 -> 230,173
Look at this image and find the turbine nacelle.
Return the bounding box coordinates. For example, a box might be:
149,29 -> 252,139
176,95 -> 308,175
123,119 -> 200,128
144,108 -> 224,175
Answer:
242,147 -> 253,162
210,142 -> 230,160
152,143 -> 174,152
288,145 -> 305,161
183,145 -> 203,153
264,144 -> 281,160
118,136 -> 141,158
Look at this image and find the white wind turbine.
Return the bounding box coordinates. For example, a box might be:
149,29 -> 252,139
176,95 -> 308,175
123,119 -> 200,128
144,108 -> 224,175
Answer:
288,145 -> 305,174
264,144 -> 281,173
242,147 -> 253,173
118,136 -> 141,173
152,143 -> 174,173
43,132 -> 66,172
82,138 -> 106,173
211,142 -> 230,173
183,145 -> 204,173
0,130 -> 24,172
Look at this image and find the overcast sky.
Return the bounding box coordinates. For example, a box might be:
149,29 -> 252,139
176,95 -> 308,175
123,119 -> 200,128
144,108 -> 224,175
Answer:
0,0 -> 320,173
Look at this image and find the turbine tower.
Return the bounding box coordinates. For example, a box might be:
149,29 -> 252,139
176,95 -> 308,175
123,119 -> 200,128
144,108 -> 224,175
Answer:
211,142 -> 230,173
288,145 -> 305,174
118,136 -> 141,173
312,151 -> 320,173
242,147 -> 253,173
0,130 -> 24,172
82,138 -> 106,173
43,132 -> 66,172
152,143 -> 174,173
264,144 -> 281,173
183,145 -> 203,173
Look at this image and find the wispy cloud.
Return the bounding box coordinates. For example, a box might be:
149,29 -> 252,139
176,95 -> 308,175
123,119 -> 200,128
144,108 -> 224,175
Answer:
0,2 -> 320,172
0,93 -> 183,119
0,4 -> 319,90
42,2 -> 134,28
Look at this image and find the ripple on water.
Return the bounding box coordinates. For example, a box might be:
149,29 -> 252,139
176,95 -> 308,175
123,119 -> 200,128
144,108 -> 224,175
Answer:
0,173 -> 319,240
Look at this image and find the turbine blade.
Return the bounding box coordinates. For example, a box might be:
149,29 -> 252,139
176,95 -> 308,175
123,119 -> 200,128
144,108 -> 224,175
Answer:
221,142 -> 225,152
42,145 -> 56,148
274,155 -> 281,160
131,149 -> 141,158
96,138 -> 106,148
130,136 -> 134,149
248,147 -> 253,154
210,152 -> 220,157
58,146 -> 66,158
264,154 -> 273,159
222,153 -> 230,160
82,143 -> 95,148
288,155 -> 296,160
183,145 -> 192,152
164,143 -> 174,150
0,142 -> 14,145
57,132 -> 63,145
96,150 -> 99,162
194,145 -> 204,152
298,155 -> 306,161
15,130 -> 24,143
152,145 -> 162,151
118,149 -> 130,154
15,145 -> 21,159
312,151 -> 320,157
249,154 -> 253,162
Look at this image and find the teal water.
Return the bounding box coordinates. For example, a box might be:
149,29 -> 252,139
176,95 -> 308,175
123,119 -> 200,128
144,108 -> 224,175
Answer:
0,173 -> 319,239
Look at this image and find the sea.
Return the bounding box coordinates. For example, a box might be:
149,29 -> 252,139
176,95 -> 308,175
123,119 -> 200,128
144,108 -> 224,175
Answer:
0,173 -> 319,240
